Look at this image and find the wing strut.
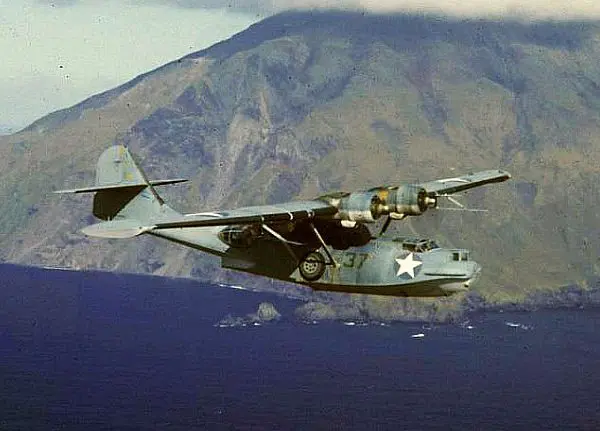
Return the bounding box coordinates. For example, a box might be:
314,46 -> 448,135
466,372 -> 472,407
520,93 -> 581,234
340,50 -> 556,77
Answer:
261,224 -> 299,265
309,222 -> 339,267
379,216 -> 392,237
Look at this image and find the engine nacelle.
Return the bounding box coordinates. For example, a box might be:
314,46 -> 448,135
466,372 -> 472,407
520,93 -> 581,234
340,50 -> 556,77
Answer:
337,191 -> 383,222
389,185 -> 433,216
218,225 -> 260,248
323,185 -> 436,222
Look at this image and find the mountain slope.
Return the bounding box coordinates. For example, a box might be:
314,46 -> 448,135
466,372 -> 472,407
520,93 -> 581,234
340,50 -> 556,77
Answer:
1,11 -> 600,314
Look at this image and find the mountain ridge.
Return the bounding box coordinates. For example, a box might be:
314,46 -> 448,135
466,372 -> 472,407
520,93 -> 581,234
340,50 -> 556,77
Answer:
17,11 -> 598,135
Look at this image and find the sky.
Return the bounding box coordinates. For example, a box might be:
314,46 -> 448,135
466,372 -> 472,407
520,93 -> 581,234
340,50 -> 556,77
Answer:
0,0 -> 259,132
2,0 -> 599,133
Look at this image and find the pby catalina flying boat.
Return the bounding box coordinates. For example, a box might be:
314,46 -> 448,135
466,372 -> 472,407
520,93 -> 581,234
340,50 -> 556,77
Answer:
57,146 -> 510,297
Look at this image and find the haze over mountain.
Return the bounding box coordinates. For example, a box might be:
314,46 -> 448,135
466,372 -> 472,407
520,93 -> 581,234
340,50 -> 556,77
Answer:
1,11 -> 599,318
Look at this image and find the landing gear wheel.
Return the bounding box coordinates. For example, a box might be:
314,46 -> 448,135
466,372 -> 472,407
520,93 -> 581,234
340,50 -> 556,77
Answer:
299,251 -> 326,281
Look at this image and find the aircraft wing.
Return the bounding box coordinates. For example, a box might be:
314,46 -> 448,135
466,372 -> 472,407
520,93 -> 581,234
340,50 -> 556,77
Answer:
417,170 -> 511,196
152,200 -> 337,230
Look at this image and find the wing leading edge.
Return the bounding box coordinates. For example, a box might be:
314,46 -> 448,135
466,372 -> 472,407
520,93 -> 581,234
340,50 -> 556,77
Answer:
418,170 -> 511,196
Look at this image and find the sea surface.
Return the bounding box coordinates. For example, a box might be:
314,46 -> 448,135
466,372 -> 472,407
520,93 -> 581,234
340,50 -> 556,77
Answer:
1,264 -> 599,430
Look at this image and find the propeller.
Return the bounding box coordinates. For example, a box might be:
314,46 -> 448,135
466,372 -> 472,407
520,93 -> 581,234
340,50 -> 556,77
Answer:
436,194 -> 488,212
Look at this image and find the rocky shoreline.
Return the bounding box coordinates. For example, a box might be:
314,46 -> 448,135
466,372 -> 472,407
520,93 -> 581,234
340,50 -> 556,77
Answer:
293,280 -> 600,324
215,302 -> 282,328
5,263 -> 598,325
219,282 -> 600,327
463,281 -> 600,314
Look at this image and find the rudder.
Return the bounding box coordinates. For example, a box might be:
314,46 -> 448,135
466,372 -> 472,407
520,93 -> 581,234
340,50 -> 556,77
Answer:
93,145 -> 157,221
56,145 -> 186,223
95,145 -> 146,187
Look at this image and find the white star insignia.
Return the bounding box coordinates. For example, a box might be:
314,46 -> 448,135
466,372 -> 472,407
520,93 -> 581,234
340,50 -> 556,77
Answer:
395,253 -> 422,278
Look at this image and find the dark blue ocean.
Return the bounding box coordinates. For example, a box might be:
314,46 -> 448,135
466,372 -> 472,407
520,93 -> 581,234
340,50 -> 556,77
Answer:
1,264 -> 599,430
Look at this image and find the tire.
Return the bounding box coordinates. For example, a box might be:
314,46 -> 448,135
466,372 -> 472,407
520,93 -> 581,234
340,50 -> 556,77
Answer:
299,251 -> 326,281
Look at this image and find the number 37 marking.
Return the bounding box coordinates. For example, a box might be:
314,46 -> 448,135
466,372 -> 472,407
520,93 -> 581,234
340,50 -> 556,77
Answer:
342,252 -> 369,269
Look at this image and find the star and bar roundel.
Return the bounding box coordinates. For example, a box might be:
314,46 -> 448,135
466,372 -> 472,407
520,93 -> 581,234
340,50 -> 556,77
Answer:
395,253 -> 422,278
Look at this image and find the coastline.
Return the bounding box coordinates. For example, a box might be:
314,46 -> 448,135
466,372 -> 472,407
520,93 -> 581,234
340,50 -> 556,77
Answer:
2,263 -> 598,324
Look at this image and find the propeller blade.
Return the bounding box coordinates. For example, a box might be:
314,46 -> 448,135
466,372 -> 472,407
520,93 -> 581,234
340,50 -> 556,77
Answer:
437,207 -> 489,212
446,195 -> 465,208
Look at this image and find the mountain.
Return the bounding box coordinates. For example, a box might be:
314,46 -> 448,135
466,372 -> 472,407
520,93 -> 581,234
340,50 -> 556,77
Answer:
1,11 -> 600,318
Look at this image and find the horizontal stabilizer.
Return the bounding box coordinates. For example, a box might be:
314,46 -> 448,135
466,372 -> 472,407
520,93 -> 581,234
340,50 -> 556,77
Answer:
81,219 -> 156,239
55,178 -> 187,194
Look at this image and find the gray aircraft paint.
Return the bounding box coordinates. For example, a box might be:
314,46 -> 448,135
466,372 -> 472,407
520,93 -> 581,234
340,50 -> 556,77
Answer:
57,145 -> 510,298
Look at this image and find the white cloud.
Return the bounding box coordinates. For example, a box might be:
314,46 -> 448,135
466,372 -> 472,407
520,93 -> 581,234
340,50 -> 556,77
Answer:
349,0 -> 599,19
126,0 -> 600,19
0,0 -> 258,130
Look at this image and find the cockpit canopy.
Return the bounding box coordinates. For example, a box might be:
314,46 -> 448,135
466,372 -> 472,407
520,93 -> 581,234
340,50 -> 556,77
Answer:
392,237 -> 440,253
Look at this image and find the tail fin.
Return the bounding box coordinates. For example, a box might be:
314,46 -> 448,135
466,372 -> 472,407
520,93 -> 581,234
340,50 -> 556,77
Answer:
56,145 -> 186,223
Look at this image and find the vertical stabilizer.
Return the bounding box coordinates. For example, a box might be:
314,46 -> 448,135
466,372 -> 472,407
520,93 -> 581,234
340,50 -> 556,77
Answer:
96,145 -> 146,186
93,145 -> 177,222
56,145 -> 184,223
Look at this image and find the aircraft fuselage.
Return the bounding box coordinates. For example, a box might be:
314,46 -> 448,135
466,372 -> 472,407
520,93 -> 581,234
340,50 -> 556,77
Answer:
152,226 -> 479,297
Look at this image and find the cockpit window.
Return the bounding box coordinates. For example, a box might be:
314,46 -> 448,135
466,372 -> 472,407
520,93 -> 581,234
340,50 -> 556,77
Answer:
428,241 -> 439,250
393,237 -> 439,252
452,251 -> 470,261
403,243 -> 416,252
